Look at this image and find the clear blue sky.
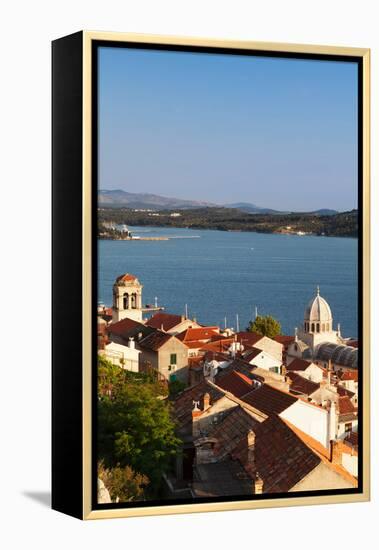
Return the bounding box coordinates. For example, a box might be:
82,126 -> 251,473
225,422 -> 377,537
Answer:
98,46 -> 358,211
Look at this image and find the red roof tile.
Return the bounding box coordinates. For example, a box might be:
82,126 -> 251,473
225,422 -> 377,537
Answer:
173,381 -> 225,429
338,395 -> 356,415
146,312 -> 184,331
139,329 -> 174,351
287,372 -> 320,396
177,327 -> 220,343
241,384 -> 297,415
108,317 -> 143,337
286,358 -> 313,372
200,338 -> 235,353
336,385 -> 355,398
274,335 -> 295,346
216,371 -> 253,398
116,273 -> 138,283
236,331 -> 264,347
231,415 -> 321,493
339,370 -> 358,382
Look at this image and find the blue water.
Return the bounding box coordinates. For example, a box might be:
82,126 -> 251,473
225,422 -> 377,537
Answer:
98,226 -> 358,338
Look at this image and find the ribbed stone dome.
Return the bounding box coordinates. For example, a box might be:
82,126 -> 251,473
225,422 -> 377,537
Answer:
304,287 -> 333,323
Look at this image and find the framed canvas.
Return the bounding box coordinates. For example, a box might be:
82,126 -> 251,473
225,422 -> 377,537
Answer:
52,31 -> 370,520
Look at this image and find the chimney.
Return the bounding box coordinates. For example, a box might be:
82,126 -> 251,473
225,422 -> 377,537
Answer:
192,400 -> 202,438
247,430 -> 256,469
181,315 -> 185,322
203,392 -> 211,411
254,472 -> 264,495
128,337 -> 135,349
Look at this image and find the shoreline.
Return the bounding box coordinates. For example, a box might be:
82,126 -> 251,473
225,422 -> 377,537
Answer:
98,225 -> 357,240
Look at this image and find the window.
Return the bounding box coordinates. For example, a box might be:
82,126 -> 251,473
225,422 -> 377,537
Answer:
170,353 -> 177,365
345,422 -> 353,433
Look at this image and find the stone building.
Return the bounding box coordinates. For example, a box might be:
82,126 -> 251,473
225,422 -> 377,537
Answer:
287,287 -> 358,372
112,273 -> 143,323
138,330 -> 189,383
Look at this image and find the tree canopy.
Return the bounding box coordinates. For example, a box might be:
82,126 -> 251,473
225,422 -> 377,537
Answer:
247,315 -> 282,339
97,356 -> 180,495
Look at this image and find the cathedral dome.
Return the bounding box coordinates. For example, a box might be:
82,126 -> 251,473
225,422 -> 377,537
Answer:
304,287 -> 332,323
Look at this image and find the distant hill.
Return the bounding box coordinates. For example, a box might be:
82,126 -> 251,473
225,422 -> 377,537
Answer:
99,206 -> 358,238
225,202 -> 287,214
99,190 -> 340,216
307,209 -> 339,216
99,189 -> 216,209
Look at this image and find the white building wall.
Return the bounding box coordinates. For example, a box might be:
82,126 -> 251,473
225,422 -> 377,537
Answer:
104,341 -> 140,372
301,363 -> 324,383
247,351 -> 281,372
342,453 -> 358,477
280,400 -> 329,448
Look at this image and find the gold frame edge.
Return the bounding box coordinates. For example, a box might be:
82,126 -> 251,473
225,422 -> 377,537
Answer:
81,32 -> 370,520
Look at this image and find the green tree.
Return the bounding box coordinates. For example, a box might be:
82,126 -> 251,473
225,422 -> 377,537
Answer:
98,357 -> 180,494
247,315 -> 282,338
98,461 -> 149,502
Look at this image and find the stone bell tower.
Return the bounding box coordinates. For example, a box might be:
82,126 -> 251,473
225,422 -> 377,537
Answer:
112,273 -> 143,323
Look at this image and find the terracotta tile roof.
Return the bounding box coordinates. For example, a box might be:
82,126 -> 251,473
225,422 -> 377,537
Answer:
138,329 -> 174,351
338,370 -> 358,382
287,372 -> 320,396
216,371 -> 254,398
210,406 -> 261,459
145,312 -> 184,331
173,380 -> 225,429
108,317 -> 144,337
200,338 -> 234,353
336,385 -> 355,398
338,395 -> 356,415
241,384 -> 297,416
232,415 -> 321,493
216,358 -> 263,384
274,335 -> 295,346
116,273 -> 138,283
286,357 -> 313,372
236,331 -> 264,347
177,327 -> 220,343
283,420 -> 358,487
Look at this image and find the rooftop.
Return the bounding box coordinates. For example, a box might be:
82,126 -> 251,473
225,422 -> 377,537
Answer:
146,312 -> 186,331
241,383 -> 297,416
287,372 -> 320,396
138,329 -> 174,351
286,357 -> 314,372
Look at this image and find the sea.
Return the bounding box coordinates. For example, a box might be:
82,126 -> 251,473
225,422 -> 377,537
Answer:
98,225 -> 358,338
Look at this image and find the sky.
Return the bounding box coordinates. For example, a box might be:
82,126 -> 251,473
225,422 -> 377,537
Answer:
98,46 -> 358,211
